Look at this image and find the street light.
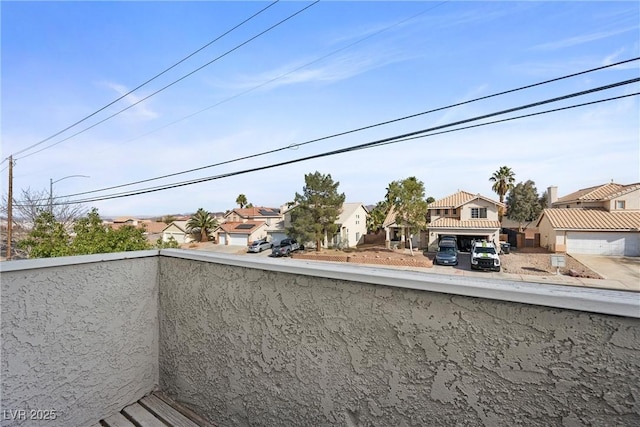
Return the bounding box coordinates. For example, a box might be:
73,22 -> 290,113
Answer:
49,175 -> 90,214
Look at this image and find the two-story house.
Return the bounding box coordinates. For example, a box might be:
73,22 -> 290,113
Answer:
427,191 -> 504,252
215,206 -> 283,246
536,182 -> 640,256
331,203 -> 369,248
283,202 -> 368,249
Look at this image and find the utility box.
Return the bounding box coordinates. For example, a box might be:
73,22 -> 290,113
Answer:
551,255 -> 566,275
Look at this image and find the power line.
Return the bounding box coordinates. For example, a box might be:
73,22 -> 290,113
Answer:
7,1 -> 280,160
51,57 -> 640,200
102,1 -> 451,151
13,0 -> 320,161
37,82 -> 637,207
43,93 -> 639,207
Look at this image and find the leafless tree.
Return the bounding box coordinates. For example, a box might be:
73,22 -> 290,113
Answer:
1,187 -> 88,230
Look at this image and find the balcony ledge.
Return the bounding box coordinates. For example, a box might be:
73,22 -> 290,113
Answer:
159,249 -> 638,318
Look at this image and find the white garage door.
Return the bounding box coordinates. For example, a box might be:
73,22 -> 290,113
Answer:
567,232 -> 640,256
268,232 -> 287,245
228,234 -> 249,246
164,232 -> 185,244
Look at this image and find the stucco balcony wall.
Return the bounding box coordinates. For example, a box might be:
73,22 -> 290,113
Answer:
158,251 -> 640,427
1,250 -> 639,426
0,252 -> 160,427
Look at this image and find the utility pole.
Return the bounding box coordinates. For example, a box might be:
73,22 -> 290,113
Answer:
49,178 -> 53,214
7,156 -> 13,261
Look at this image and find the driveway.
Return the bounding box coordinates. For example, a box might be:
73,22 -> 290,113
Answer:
569,254 -> 640,291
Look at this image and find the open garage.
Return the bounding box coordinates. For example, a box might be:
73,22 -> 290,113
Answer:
438,234 -> 488,252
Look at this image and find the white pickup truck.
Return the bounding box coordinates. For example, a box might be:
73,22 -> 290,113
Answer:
470,240 -> 501,272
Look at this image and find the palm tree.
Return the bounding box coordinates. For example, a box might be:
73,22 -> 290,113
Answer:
235,194 -> 248,209
490,166 -> 515,221
186,208 -> 217,242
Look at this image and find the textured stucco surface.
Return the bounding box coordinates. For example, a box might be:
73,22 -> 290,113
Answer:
159,257 -> 640,427
1,257 -> 159,427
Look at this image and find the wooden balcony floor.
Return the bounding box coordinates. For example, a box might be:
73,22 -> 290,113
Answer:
92,392 -> 215,427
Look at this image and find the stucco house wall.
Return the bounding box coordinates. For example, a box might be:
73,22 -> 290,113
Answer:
335,204 -> 368,247
459,199 -> 500,221
162,221 -> 193,244
538,216 -> 568,252
609,189 -> 640,210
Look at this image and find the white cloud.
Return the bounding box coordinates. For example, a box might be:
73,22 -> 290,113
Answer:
532,26 -> 637,51
218,46 -> 417,93
101,82 -> 159,121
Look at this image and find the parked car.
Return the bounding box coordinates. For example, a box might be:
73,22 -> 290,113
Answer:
439,235 -> 458,249
247,239 -> 272,253
271,238 -> 300,257
440,235 -> 457,244
434,240 -> 458,266
470,240 -> 501,272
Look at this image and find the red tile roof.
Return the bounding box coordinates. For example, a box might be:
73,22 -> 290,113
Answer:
143,221 -> 169,234
218,221 -> 266,233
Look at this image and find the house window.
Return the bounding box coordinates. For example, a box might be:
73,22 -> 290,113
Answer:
616,200 -> 626,209
453,208 -> 457,214
436,209 -> 440,215
471,207 -> 487,219
444,209 -> 449,215
356,220 -> 359,225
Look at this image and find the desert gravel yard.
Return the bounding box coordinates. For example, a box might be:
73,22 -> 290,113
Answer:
293,245 -> 602,279
498,248 -> 602,279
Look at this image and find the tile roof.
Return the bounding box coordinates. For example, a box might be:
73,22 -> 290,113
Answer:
382,205 -> 397,227
163,220 -> 188,233
143,221 -> 169,234
429,217 -> 501,229
429,191 -> 504,208
555,182 -> 640,203
218,221 -> 266,233
537,208 -> 640,231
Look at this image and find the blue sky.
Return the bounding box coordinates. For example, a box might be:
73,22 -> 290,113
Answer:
2,1 -> 639,217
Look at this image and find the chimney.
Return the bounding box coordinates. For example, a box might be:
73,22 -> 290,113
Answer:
547,186 -> 558,207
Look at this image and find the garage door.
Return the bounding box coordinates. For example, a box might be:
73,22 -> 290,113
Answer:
228,234 -> 249,246
268,232 -> 287,245
566,232 -> 640,256
164,232 -> 180,243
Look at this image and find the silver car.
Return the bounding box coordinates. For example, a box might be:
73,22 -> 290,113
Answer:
247,239 -> 272,253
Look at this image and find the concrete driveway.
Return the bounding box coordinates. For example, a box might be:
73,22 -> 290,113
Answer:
569,254 -> 640,291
